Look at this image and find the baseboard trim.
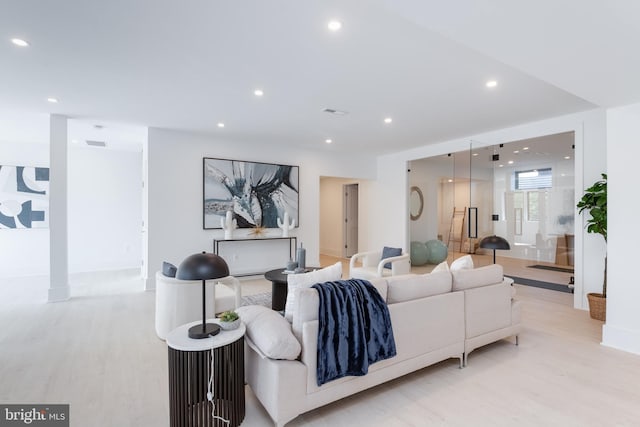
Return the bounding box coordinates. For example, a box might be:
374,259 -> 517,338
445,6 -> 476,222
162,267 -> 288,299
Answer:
602,324 -> 640,355
48,285 -> 70,302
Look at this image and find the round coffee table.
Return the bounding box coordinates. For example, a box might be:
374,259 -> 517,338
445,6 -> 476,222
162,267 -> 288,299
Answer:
264,268 -> 318,311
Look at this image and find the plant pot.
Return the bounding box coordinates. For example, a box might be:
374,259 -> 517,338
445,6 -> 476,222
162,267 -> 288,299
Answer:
587,293 -> 606,321
219,318 -> 240,330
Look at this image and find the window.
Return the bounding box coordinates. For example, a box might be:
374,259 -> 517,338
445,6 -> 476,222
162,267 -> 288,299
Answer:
515,168 -> 552,190
528,192 -> 540,221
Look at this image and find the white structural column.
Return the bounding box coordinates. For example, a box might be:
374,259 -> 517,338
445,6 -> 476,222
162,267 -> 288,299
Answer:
48,114 -> 70,302
603,103 -> 640,355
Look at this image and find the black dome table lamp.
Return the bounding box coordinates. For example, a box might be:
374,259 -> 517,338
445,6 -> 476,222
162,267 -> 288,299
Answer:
176,251 -> 230,339
479,235 -> 511,264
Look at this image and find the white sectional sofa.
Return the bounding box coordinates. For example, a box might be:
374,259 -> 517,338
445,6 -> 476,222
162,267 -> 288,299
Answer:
243,264 -> 521,427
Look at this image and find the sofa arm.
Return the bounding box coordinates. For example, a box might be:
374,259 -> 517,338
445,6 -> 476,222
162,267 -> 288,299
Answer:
350,251 -> 381,270
245,336 -> 307,427
376,253 -> 410,276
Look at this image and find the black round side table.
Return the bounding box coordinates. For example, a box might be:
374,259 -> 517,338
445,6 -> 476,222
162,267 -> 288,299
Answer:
166,320 -> 246,426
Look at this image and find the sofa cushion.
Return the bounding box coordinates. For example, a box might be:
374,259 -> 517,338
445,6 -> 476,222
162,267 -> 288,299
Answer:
162,261 -> 177,277
451,264 -> 504,291
450,255 -> 474,271
381,246 -> 402,269
386,271 -> 452,304
432,260 -> 449,273
236,305 -> 301,360
285,262 -> 342,322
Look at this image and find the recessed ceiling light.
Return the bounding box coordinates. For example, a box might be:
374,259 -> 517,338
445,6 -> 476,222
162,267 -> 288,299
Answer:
217,122 -> 225,128
327,20 -> 342,32
325,139 -> 333,144
11,38 -> 29,47
513,150 -> 519,154
564,156 -> 571,160
486,80 -> 498,88
254,89 -> 264,97
447,179 -> 453,183
472,153 -> 479,157
499,164 -> 504,168
523,147 -> 529,150
47,97 -> 59,103
508,160 -> 514,164
384,117 -> 393,124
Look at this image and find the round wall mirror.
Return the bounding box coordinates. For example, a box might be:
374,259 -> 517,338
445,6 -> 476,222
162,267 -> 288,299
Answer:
410,186 -> 424,221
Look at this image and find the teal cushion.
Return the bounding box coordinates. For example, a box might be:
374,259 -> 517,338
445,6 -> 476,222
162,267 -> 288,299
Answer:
381,246 -> 402,269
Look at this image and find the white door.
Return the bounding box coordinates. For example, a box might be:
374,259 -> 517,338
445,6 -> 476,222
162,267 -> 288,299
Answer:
343,184 -> 358,257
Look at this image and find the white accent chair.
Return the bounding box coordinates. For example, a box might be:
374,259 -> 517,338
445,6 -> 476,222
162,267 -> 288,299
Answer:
349,249 -> 411,280
154,271 -> 242,340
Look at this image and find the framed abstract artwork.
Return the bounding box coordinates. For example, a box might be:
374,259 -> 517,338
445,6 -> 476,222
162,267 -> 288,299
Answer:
0,165 -> 50,229
203,158 -> 299,229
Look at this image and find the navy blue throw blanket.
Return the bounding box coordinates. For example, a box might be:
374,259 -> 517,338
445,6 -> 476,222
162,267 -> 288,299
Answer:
312,279 -> 396,386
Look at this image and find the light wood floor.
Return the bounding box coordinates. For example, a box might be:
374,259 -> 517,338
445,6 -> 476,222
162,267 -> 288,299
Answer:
1,269 -> 638,426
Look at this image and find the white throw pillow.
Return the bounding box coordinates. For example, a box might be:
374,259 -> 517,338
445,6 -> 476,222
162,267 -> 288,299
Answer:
450,255 -> 474,271
236,305 -> 301,360
284,262 -> 342,322
431,261 -> 449,273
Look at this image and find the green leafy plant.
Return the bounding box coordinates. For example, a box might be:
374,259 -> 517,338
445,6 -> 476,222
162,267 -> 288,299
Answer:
577,173 -> 607,297
218,310 -> 239,322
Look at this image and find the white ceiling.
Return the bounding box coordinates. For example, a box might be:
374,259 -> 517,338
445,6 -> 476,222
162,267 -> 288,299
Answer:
1,1 -> 637,154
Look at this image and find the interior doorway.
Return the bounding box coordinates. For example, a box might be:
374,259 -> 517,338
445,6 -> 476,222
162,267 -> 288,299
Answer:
319,177 -> 360,264
343,183 -> 359,257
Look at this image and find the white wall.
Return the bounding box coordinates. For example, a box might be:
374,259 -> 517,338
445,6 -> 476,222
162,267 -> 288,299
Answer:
145,128 -> 377,289
0,112 -> 144,279
602,102 -> 640,355
367,109 -> 607,311
68,146 -> 142,272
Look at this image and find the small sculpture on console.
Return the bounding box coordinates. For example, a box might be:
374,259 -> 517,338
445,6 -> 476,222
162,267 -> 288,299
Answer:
277,211 -> 296,237
221,210 -> 237,240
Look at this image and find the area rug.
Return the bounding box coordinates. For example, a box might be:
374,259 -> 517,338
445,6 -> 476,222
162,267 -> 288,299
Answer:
241,292 -> 272,308
527,264 -> 574,274
509,276 -> 573,294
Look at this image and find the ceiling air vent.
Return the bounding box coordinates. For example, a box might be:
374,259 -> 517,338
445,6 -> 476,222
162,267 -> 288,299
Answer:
85,140 -> 106,147
322,108 -> 349,115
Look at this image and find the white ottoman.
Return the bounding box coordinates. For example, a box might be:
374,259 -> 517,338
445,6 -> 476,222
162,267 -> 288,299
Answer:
155,271 -> 241,340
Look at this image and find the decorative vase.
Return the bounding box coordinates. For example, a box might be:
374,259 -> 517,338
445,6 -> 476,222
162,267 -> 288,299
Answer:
296,243 -> 306,270
221,210 -> 237,240
277,211 -> 295,237
286,259 -> 298,271
219,318 -> 240,330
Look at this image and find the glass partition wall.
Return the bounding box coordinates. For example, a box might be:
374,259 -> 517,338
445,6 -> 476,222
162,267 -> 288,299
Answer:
409,132 -> 575,276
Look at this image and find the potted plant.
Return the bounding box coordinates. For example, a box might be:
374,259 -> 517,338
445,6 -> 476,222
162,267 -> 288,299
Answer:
218,310 -> 241,330
576,173 -> 607,321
